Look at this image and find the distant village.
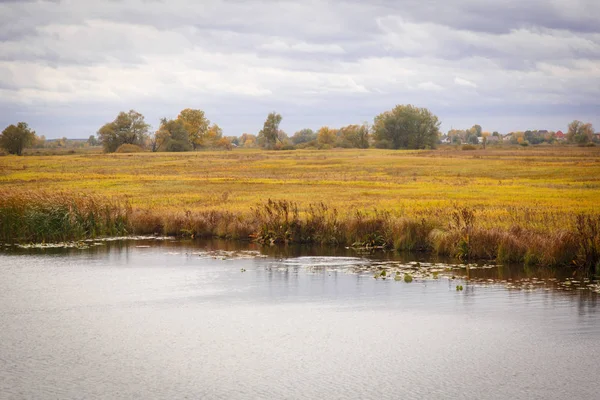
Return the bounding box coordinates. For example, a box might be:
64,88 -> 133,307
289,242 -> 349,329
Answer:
440,128 -> 600,146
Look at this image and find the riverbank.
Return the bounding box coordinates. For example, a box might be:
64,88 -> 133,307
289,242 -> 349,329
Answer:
1,191 -> 599,273
1,147 -> 599,272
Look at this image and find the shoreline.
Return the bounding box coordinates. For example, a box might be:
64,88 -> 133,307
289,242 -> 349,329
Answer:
1,194 -> 598,275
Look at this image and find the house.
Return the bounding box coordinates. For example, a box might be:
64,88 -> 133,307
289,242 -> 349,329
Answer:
503,133 -> 513,142
555,130 -> 566,141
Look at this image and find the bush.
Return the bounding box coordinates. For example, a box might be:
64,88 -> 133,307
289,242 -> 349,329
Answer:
461,144 -> 476,151
115,144 -> 145,153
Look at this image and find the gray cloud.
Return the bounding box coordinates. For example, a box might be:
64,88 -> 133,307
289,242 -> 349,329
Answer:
0,0 -> 599,138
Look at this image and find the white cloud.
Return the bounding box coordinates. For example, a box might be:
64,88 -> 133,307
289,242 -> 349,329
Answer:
417,82 -> 444,91
454,77 -> 477,88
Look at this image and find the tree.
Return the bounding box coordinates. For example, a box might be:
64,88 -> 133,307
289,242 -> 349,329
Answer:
215,137 -> 233,150
337,124 -> 370,148
257,112 -> 282,149
317,126 -> 336,147
0,122 -> 36,155
87,135 -> 98,146
176,108 -> 210,149
156,118 -> 192,152
239,133 -> 257,148
97,110 -> 150,153
205,124 -> 223,147
291,128 -> 316,145
567,120 -> 594,144
33,135 -> 46,149
482,131 -> 491,149
372,105 -> 441,149
471,124 -> 482,137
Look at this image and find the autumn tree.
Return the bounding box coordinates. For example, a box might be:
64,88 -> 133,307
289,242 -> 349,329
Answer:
337,124 -> 369,148
317,126 -> 337,148
97,110 -> 150,153
373,105 -> 440,149
206,124 -> 223,146
156,118 -> 192,152
257,112 -> 282,149
176,108 -> 210,149
567,120 -> 594,144
0,122 -> 36,155
239,133 -> 257,148
470,124 -> 482,137
33,135 -> 46,149
215,137 -> 233,150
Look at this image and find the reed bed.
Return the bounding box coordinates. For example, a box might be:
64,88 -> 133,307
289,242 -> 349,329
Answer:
0,191 -> 129,243
2,192 -> 598,273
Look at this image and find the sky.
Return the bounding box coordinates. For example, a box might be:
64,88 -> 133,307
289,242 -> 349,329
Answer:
0,0 -> 599,139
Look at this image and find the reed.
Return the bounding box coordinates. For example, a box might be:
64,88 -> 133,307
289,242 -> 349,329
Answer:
0,190 -> 129,243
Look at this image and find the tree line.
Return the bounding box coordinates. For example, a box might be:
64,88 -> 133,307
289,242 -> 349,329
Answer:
91,105 -> 441,153
1,104 -> 597,155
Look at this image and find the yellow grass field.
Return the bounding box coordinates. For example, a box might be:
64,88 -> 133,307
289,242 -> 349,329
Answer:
3,146 -> 600,225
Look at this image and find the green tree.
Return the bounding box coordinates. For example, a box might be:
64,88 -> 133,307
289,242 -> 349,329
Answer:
567,120 -> 594,144
373,105 -> 440,149
0,122 -> 36,155
87,135 -> 98,146
176,108 -> 210,149
257,112 -> 282,149
291,128 -> 316,145
97,110 -> 150,153
156,118 -> 192,152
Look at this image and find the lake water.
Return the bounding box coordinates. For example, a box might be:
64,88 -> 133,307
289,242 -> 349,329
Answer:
1,239 -> 599,399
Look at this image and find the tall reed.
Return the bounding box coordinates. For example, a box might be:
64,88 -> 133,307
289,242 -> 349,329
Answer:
0,191 -> 130,243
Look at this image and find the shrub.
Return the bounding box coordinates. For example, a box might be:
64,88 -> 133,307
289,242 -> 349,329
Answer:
461,144 -> 476,151
115,144 -> 145,153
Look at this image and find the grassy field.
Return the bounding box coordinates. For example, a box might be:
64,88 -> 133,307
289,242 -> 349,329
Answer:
1,146 -> 600,269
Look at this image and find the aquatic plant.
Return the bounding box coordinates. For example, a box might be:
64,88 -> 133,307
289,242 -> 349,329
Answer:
404,274 -> 413,283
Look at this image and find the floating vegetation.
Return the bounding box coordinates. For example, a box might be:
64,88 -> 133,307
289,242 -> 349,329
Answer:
257,255 -> 599,294
8,235 -> 175,250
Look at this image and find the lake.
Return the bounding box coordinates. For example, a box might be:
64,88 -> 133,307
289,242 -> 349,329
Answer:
1,238 -> 599,399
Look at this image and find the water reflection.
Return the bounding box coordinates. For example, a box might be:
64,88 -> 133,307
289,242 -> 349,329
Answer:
1,239 -> 600,400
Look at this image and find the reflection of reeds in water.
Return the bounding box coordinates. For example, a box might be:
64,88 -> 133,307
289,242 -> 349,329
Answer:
1,193 -> 599,273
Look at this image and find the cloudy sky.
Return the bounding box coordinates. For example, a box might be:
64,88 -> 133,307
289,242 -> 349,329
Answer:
1,0 -> 599,138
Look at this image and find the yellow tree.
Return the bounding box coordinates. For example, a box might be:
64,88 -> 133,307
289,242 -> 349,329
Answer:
205,124 -> 223,147
317,126 -> 336,148
176,108 -> 210,149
